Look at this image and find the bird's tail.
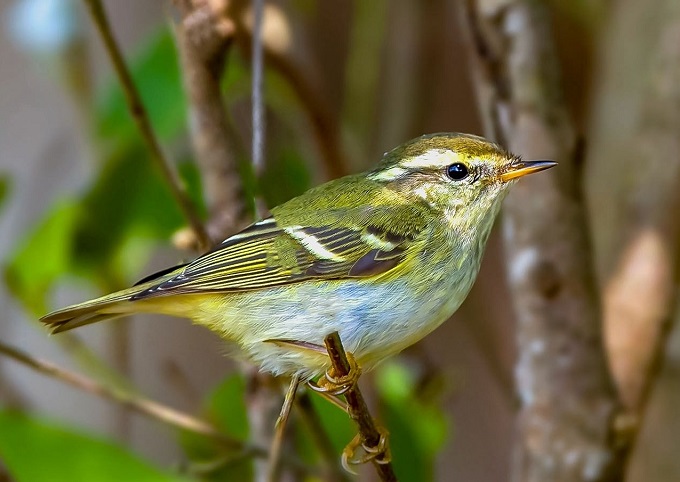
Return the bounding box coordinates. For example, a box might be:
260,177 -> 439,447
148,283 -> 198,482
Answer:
40,278 -> 172,334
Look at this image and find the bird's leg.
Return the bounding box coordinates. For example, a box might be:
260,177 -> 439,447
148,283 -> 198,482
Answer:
310,389 -> 349,412
307,351 -> 362,395
266,374 -> 301,482
265,337 -> 391,473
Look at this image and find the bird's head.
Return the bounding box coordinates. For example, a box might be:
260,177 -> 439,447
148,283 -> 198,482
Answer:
369,133 -> 555,230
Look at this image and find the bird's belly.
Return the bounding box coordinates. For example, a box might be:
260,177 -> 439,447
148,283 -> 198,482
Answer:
184,262 -> 476,379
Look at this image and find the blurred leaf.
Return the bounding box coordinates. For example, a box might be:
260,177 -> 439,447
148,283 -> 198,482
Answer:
342,0 -> 388,150
5,22 -> 208,314
96,27 -> 186,148
260,148 -> 311,207
0,410 -> 185,482
376,361 -> 448,482
204,374 -> 249,439
4,199 -> 81,315
291,390 -> 355,470
0,174 -> 10,211
72,149 -> 201,274
179,375 -> 252,481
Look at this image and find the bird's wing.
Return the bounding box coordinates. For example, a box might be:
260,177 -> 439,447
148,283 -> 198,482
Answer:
131,211 -> 425,300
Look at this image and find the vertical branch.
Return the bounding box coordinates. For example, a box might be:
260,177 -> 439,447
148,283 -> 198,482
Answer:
461,1 -> 624,481
174,3 -> 280,482
83,0 -> 211,251
175,0 -> 249,243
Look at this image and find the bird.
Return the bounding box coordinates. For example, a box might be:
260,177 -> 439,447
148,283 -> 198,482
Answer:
41,133 -> 555,382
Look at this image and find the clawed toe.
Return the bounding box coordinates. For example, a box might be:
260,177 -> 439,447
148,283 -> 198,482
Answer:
341,426 -> 391,473
308,352 -> 361,395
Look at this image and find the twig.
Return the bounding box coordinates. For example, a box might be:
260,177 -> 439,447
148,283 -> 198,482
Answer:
227,2 -> 350,180
82,0 -> 211,251
250,0 -> 268,220
266,374 -> 300,482
323,332 -> 397,482
0,340 -> 253,453
251,0 -> 265,177
461,1 -> 623,481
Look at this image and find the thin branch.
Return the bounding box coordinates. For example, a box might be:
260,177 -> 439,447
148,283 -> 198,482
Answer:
82,0 -> 211,251
250,0 -> 268,220
323,332 -> 397,482
251,0 -> 266,177
0,340 -> 253,453
461,1 -> 623,481
228,2 -> 350,180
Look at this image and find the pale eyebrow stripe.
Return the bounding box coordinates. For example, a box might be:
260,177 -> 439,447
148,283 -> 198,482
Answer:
401,149 -> 460,169
368,167 -> 407,181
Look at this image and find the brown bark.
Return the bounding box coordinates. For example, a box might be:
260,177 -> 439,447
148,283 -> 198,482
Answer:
461,1 -> 624,480
175,0 -> 250,244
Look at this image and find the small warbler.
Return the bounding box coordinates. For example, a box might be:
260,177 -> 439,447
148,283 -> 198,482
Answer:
41,133 -> 554,380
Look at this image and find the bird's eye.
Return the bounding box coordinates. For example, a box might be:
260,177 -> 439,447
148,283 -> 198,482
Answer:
446,163 -> 469,181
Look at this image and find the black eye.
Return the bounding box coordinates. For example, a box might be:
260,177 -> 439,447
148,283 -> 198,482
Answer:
446,163 -> 469,180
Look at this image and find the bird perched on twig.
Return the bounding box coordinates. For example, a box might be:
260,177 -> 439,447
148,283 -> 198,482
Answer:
42,132 -> 554,381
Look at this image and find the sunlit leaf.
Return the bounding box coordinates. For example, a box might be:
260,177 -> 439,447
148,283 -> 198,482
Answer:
4,199 -> 81,314
96,27 -> 186,147
0,410 -> 185,482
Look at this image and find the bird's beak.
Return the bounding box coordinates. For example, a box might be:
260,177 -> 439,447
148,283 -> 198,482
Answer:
499,160 -> 557,182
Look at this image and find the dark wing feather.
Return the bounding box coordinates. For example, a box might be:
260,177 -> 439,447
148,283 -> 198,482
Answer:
132,215 -> 421,300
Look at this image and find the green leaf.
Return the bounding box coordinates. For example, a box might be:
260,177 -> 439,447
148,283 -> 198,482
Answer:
96,27 -> 186,148
178,375 -> 252,481
4,199 -> 81,314
376,361 -> 449,482
0,410 -> 186,482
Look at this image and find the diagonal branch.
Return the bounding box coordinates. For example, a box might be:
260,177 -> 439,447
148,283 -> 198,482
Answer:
0,340 -> 250,452
83,0 -> 211,251
323,332 -> 397,482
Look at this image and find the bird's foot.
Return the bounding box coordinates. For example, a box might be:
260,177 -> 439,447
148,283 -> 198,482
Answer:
341,426 -> 391,473
308,352 -> 362,396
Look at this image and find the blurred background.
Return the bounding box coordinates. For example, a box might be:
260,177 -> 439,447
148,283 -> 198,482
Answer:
1,0 -> 679,481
